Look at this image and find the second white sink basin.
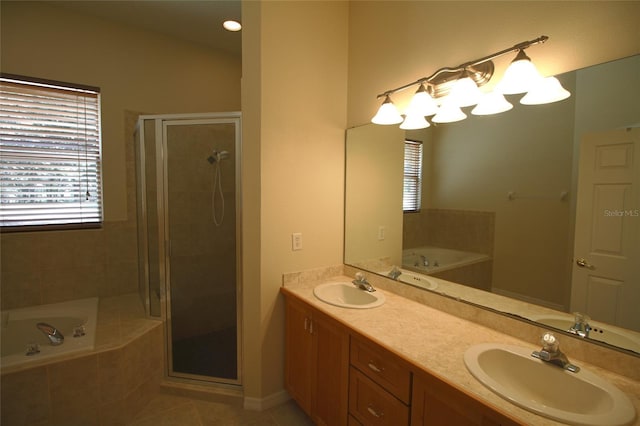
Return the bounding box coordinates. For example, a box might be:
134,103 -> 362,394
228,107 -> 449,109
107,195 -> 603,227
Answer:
313,282 -> 385,309
464,343 -> 636,426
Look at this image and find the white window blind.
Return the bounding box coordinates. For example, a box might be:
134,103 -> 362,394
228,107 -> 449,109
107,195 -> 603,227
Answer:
0,76 -> 103,229
403,139 -> 423,212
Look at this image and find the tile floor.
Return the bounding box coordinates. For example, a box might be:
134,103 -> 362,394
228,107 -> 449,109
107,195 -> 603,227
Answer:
127,391 -> 314,426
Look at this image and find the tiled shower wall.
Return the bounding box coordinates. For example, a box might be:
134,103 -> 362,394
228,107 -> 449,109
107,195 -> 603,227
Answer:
403,208 -> 495,256
0,112 -> 140,310
165,122 -> 238,342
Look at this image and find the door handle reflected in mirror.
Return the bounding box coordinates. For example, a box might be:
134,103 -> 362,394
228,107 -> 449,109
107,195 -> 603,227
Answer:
576,258 -> 595,269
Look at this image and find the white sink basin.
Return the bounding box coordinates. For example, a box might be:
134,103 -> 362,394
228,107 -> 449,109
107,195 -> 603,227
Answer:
528,314 -> 640,354
313,281 -> 385,309
464,343 -> 636,426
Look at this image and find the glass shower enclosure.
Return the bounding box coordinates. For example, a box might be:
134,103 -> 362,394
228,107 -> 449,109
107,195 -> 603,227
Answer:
134,112 -> 241,385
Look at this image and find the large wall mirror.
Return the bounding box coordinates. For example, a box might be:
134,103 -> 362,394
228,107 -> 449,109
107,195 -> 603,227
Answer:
345,54 -> 640,355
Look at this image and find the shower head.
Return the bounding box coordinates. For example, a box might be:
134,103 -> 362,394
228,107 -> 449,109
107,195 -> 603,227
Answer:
208,150 -> 230,164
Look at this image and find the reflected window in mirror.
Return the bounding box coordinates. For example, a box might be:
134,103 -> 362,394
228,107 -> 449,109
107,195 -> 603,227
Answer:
403,139 -> 423,212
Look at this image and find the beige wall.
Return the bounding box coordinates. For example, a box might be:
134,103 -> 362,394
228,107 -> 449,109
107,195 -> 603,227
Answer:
241,0 -> 349,402
347,1 -> 640,127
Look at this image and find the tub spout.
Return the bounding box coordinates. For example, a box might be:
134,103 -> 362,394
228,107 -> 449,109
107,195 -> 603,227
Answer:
36,322 -> 64,346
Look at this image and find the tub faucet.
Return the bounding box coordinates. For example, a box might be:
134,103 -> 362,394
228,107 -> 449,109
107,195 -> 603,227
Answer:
420,255 -> 429,267
568,312 -> 591,338
353,272 -> 375,292
531,332 -> 580,373
36,322 -> 64,346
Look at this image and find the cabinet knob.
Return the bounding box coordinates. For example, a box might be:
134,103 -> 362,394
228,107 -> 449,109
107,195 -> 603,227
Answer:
367,361 -> 384,373
367,405 -> 384,418
304,317 -> 314,334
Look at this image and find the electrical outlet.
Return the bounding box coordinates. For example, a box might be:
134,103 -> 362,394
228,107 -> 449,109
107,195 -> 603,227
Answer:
292,233 -> 303,251
378,226 -> 385,241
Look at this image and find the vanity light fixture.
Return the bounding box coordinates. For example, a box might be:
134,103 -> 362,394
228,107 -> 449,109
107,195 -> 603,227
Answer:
400,83 -> 439,129
520,76 -> 571,105
400,113 -> 430,130
371,94 -> 404,125
371,35 -> 571,127
495,49 -> 542,95
471,91 -> 513,116
404,83 -> 439,117
432,102 -> 467,123
447,69 -> 483,108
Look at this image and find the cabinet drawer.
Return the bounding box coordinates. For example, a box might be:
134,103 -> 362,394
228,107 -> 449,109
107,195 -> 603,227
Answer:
350,336 -> 411,403
349,414 -> 364,426
349,367 -> 410,426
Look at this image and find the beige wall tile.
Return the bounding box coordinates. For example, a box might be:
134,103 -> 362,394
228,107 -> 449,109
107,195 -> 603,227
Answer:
48,355 -> 100,425
0,367 -> 51,425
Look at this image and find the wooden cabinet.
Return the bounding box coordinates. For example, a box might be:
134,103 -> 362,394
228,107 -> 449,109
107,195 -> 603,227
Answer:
349,335 -> 412,425
283,290 -> 526,426
411,372 -> 522,426
284,295 -> 350,426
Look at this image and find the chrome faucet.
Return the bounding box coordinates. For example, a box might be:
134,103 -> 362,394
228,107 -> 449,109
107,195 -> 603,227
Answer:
387,266 -> 402,280
352,272 -> 375,292
36,322 -> 64,346
420,255 -> 429,267
531,332 -> 580,373
568,312 -> 591,338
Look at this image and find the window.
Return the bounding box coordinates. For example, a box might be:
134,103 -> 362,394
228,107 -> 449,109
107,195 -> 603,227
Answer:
403,139 -> 423,212
0,75 -> 103,230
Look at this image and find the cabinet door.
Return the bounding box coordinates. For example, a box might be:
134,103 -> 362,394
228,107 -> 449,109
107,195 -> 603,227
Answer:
411,373 -> 523,426
312,310 -> 350,426
284,295 -> 350,426
284,297 -> 313,415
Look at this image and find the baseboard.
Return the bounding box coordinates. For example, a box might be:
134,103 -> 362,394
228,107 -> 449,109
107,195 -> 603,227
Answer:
243,389 -> 291,411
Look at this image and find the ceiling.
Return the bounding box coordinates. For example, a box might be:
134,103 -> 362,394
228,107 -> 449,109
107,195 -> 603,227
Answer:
48,0 -> 242,57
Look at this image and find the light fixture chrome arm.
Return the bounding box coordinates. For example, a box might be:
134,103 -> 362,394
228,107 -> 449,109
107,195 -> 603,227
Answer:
375,35 -> 549,99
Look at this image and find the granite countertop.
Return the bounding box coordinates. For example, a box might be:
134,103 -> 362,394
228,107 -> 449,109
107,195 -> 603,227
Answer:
282,276 -> 640,426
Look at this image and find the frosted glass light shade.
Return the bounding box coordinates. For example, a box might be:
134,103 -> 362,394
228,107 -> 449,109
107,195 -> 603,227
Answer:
432,102 -> 467,123
448,75 -> 483,107
371,95 -> 403,125
405,84 -> 439,117
400,114 -> 430,130
471,91 -> 513,115
520,76 -> 571,105
496,50 -> 542,95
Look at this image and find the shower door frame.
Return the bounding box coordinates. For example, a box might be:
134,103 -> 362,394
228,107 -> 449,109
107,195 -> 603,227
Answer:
137,112 -> 243,387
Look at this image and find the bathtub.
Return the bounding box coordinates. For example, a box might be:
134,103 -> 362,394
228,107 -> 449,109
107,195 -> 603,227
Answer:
1,297 -> 98,368
403,246 -> 490,275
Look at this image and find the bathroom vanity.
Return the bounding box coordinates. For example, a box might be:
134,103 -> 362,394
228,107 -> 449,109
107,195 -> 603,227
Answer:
281,274 -> 640,426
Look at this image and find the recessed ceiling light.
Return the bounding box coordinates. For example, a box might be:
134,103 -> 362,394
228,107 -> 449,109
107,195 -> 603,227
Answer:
223,20 -> 242,32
